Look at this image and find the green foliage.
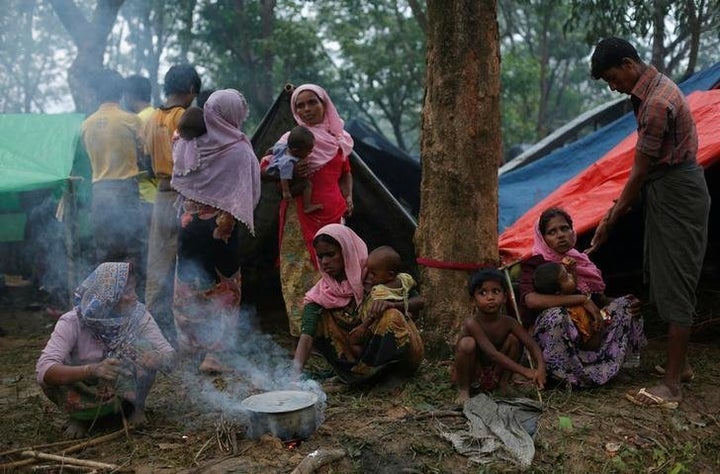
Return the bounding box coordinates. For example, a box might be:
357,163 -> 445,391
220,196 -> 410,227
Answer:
315,0 -> 426,153
0,0 -> 74,113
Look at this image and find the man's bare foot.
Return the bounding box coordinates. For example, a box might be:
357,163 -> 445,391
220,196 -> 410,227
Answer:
303,203 -> 324,213
64,419 -> 89,439
199,354 -> 231,374
652,363 -> 695,383
625,383 -> 681,409
128,408 -> 148,427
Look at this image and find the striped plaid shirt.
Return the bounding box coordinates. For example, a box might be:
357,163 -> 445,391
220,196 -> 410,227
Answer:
631,66 -> 698,167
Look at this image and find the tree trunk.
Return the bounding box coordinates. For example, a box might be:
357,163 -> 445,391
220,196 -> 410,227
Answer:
651,0 -> 668,72
417,0 -> 502,354
49,0 -> 124,113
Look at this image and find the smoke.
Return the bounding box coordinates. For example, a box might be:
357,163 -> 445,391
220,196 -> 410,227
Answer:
165,303 -> 326,438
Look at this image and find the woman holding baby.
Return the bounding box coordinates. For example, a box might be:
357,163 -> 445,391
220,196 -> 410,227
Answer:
518,207 -> 646,387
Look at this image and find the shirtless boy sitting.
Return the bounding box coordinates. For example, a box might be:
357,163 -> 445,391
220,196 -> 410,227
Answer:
453,268 -> 546,403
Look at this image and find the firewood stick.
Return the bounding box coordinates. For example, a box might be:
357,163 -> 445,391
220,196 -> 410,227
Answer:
21,451 -> 118,470
0,438 -> 79,458
61,428 -> 127,455
291,448 -> 346,474
31,464 -> 95,472
0,458 -> 37,470
0,429 -> 126,470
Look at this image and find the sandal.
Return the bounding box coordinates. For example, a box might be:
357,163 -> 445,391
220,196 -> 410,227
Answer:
652,365 -> 695,383
625,387 -> 679,410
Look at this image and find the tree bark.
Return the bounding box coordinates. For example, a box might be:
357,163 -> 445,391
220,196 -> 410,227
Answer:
49,0 -> 124,113
417,0 -> 502,354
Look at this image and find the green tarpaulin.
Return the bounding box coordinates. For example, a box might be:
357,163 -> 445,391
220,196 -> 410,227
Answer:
0,113 -> 87,242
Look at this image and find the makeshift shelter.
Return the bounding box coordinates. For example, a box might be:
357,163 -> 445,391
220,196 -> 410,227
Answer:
0,113 -> 90,296
498,65 -> 720,292
498,62 -> 720,233
241,85 -> 419,302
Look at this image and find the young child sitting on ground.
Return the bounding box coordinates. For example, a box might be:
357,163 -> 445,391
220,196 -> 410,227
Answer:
533,262 -> 606,350
266,125 -> 323,213
453,269 -> 546,403
349,246 -> 424,353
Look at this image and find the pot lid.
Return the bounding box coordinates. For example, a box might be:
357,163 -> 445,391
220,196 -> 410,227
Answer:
241,390 -> 318,414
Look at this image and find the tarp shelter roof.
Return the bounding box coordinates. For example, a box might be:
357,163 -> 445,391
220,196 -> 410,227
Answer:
345,119 -> 421,216
499,88 -> 720,262
0,113 -> 85,193
498,62 -> 720,233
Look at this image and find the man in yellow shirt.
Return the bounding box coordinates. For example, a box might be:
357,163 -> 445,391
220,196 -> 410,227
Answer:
82,69 -> 144,267
142,64 -> 201,341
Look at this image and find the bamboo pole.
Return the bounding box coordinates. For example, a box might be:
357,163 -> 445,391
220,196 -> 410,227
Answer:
21,451 -> 118,471
502,265 -> 543,404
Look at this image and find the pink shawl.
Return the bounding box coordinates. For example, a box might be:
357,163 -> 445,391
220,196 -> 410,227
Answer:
172,89 -> 261,235
304,224 -> 367,309
277,84 -> 354,174
532,221 -> 606,294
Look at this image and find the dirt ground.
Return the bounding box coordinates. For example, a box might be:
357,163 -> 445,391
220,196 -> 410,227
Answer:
1,282 -> 719,473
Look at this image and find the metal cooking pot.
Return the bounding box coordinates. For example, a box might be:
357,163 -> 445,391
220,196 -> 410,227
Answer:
241,390 -> 320,441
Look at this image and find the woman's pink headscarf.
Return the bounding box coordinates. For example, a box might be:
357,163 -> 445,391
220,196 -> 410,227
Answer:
304,224 -> 367,309
172,89 -> 261,234
532,219 -> 606,294
278,84 -> 354,174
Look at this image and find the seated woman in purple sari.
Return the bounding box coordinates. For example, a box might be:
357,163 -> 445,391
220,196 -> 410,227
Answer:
518,208 -> 646,387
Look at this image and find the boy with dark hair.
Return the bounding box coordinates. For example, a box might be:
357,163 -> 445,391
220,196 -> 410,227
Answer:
267,125 -> 323,213
588,37 -> 709,409
123,75 -> 154,120
453,269 -> 546,403
142,64 -> 202,342
82,69 -> 144,268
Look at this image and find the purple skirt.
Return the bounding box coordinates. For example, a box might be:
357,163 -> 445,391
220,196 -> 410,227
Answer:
533,295 -> 646,387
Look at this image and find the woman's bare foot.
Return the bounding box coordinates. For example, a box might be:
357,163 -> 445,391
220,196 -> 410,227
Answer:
199,354 -> 231,374
64,419 -> 89,439
128,407 -> 148,427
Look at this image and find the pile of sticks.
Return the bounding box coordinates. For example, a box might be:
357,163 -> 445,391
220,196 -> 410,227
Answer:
0,429 -> 126,472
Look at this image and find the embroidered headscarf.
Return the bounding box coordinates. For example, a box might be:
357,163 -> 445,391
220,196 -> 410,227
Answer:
276,84 -> 354,174
532,218 -> 606,294
304,224 -> 367,309
74,262 -> 144,353
172,89 -> 261,235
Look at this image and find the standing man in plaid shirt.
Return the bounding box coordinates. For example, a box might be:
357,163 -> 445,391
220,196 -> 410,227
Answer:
587,38 -> 710,409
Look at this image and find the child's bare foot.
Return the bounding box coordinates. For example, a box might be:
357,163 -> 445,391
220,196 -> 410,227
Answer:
455,389 -> 470,405
495,382 -> 522,398
303,203 -> 324,213
64,419 -> 89,439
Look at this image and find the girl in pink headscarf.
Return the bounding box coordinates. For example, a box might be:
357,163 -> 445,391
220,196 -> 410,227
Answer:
172,89 -> 261,374
517,208 -> 645,388
261,84 -> 354,338
292,224 -> 424,384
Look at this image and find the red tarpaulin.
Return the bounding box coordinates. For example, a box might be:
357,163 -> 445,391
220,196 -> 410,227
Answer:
499,89 -> 720,263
